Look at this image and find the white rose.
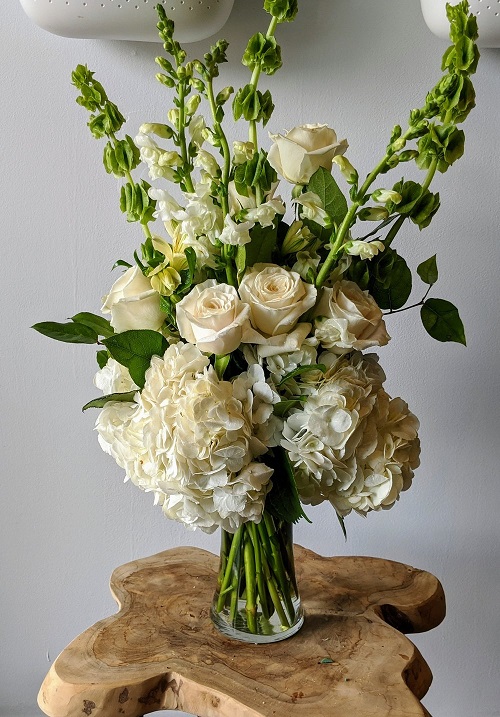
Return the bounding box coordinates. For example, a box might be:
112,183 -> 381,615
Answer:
268,123 -> 348,185
176,279 -> 251,355
101,266 -> 165,333
314,280 -> 390,353
239,264 -> 317,337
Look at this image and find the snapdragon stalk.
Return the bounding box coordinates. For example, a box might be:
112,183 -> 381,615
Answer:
172,48 -> 195,194
315,132 -> 440,289
206,78 -> 231,216
248,14 -> 279,200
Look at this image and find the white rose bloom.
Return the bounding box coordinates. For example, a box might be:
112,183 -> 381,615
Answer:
219,215 -> 254,246
346,240 -> 385,260
176,280 -> 252,355
94,359 -> 138,395
314,280 -> 390,354
239,264 -> 317,337
268,123 -> 348,185
101,266 -> 165,333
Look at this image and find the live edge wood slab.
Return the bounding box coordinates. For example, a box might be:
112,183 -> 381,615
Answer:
38,546 -> 445,717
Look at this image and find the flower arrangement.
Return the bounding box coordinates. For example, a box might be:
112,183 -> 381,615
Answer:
33,1 -> 478,641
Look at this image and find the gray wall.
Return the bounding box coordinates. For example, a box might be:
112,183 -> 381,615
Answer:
2,1 -> 499,715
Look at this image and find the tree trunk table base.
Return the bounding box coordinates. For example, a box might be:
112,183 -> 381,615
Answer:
38,546 -> 445,717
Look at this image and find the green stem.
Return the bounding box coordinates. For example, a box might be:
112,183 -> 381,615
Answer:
263,514 -> 295,622
248,522 -> 271,620
247,15 -> 279,149
206,78 -> 231,217
383,214 -> 406,248
216,525 -> 243,612
243,536 -> 257,633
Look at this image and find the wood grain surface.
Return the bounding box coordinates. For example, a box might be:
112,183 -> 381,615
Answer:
38,546 -> 445,717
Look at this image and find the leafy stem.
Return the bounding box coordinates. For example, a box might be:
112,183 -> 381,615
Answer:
206,77 -> 231,216
385,284 -> 433,315
248,15 -> 279,152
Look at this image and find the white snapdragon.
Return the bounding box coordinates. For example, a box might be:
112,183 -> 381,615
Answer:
292,250 -> 321,281
295,192 -> 331,227
194,149 -> 221,178
134,132 -> 177,182
189,115 -> 206,147
219,215 -> 254,246
245,198 -> 286,228
345,240 -> 385,260
233,140 -> 255,165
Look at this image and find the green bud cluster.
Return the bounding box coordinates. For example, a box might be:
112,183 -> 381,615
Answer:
102,136 -> 140,178
233,85 -> 274,125
388,180 -> 441,229
263,0 -> 298,22
243,33 -> 282,76
120,181 -> 156,225
233,150 -> 277,198
72,64 -> 125,139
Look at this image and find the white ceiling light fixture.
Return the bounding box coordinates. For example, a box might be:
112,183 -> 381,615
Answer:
19,0 -> 235,44
421,0 -> 500,48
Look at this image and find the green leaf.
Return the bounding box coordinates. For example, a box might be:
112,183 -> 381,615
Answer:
273,398 -> 306,417
308,167 -> 348,227
82,391 -> 137,411
369,248 -> 412,310
265,447 -> 311,524
245,224 -> 278,266
417,255 -> 438,285
337,512 -> 347,541
96,350 -> 109,369
102,330 -> 169,388
71,312 -> 114,338
32,321 -> 98,344
319,658 -> 335,664
421,298 -> 466,345
278,364 -> 327,387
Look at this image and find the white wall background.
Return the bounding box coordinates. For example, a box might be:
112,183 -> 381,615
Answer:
2,1 -> 499,715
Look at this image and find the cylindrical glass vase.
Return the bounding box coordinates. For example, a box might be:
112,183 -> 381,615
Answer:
211,512 -> 304,643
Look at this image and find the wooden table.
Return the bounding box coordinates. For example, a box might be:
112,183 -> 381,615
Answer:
38,546 -> 445,717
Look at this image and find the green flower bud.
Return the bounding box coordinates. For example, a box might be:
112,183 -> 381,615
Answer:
190,78 -> 206,93
398,149 -> 419,163
371,189 -> 402,204
216,86 -> 234,105
139,123 -> 174,140
156,73 -> 175,88
168,109 -> 180,129
186,95 -> 201,116
358,207 -> 389,222
333,156 -> 358,184
177,65 -> 187,81
155,56 -> 175,75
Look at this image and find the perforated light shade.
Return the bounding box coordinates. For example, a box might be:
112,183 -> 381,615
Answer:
421,0 -> 500,48
19,0 -> 235,43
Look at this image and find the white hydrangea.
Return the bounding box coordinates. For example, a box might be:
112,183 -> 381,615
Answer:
94,359 -> 138,395
281,352 -> 419,517
95,343 -> 275,533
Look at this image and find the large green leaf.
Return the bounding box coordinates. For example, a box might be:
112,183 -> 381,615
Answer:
369,248 -> 412,310
102,330 -> 169,388
265,448 -> 311,525
245,223 -> 278,266
32,321 -> 98,344
71,312 -> 114,338
82,391 -> 137,411
308,167 -> 348,226
421,298 -> 466,345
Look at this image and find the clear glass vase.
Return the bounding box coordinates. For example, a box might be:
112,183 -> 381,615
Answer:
211,511 -> 304,643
